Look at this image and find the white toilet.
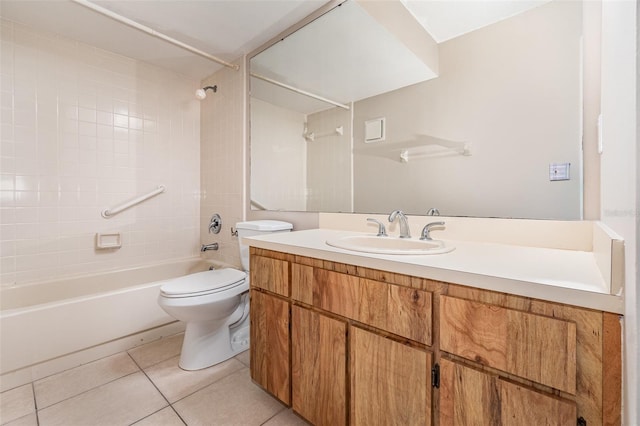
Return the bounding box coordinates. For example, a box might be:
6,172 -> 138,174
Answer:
158,220 -> 293,370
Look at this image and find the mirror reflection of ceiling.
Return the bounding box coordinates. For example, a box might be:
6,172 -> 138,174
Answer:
251,0 -> 553,114
402,0 -> 552,42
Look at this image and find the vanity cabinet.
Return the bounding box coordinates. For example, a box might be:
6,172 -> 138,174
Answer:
249,248 -> 622,426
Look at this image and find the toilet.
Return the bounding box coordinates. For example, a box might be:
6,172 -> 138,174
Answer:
158,220 -> 293,370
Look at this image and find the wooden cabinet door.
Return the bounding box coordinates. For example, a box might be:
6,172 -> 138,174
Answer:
250,290 -> 290,404
291,306 -> 347,426
350,326 -> 431,425
439,358 -> 577,426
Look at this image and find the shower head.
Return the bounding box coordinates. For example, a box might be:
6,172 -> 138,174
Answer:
195,85 -> 217,100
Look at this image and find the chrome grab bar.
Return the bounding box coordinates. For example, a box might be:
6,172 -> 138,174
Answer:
101,185 -> 166,218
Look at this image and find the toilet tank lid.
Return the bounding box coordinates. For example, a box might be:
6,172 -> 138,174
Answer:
235,220 -> 293,231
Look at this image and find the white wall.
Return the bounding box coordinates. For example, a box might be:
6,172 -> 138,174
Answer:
600,1 -> 638,423
250,98 -> 307,211
306,106 -> 352,212
0,18 -> 202,287
353,1 -> 583,219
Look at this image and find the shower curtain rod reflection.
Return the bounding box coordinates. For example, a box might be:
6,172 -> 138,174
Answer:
71,0 -> 239,71
251,72 -> 350,110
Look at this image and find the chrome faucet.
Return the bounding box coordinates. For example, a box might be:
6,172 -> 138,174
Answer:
388,210 -> 411,238
200,243 -> 219,252
420,221 -> 445,240
367,218 -> 388,237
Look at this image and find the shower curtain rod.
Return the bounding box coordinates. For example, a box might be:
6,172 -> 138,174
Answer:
71,0 -> 240,71
251,72 -> 350,110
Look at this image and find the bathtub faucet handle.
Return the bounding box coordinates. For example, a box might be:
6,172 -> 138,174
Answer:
208,214 -> 222,234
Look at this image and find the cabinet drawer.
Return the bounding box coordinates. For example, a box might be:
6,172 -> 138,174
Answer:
314,269 -> 432,345
440,295 -> 576,393
250,255 -> 289,296
440,359 -> 576,426
291,263 -> 313,304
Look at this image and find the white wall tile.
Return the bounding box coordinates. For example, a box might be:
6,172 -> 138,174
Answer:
0,19 -> 201,288
199,60 -> 244,268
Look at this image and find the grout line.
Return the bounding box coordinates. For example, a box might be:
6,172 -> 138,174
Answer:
164,360 -> 248,405
126,351 -> 188,425
35,370 -> 141,413
259,406 -> 288,426
31,382 -> 40,426
127,406 -> 187,426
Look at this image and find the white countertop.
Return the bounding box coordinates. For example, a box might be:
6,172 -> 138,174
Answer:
245,229 -> 624,314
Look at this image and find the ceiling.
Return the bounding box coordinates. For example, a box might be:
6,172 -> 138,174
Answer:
0,0 -> 328,80
0,0 -> 551,82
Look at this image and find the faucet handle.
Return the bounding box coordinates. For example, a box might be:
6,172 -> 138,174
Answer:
420,221 -> 445,240
367,218 -> 388,237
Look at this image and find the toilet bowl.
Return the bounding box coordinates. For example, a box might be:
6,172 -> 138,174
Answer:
157,220 -> 292,370
158,269 -> 249,370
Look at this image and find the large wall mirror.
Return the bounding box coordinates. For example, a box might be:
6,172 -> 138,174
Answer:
249,0 -> 595,220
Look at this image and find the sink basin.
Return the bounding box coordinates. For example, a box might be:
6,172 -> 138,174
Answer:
326,235 -> 454,255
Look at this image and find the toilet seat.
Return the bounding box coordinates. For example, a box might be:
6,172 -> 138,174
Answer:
160,269 -> 247,298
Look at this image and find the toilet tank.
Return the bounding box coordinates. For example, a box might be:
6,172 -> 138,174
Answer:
236,220 -> 293,272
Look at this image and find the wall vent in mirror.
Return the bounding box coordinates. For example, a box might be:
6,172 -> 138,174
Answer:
365,117 -> 385,143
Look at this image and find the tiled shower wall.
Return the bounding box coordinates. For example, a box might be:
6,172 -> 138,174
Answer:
199,60 -> 245,268
0,18 -> 202,287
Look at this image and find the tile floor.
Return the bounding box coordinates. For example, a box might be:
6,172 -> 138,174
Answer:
0,333 -> 309,426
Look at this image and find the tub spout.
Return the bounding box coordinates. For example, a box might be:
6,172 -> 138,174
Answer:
201,243 -> 219,252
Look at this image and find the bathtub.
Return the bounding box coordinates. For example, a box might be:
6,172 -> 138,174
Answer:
0,258 -> 214,391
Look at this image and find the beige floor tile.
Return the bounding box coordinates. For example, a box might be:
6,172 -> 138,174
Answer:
234,349 -> 250,367
173,368 -> 286,426
145,355 -> 245,403
37,372 -> 167,426
2,413 -> 38,426
262,409 -> 310,425
132,407 -> 185,426
0,384 -> 35,425
128,333 -> 184,369
34,352 -> 139,409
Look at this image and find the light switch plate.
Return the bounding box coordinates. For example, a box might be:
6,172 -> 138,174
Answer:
549,163 -> 570,181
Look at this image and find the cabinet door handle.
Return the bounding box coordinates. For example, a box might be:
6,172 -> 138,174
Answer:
431,363 -> 440,388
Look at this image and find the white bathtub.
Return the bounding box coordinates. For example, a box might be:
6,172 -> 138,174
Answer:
0,258 -> 213,391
